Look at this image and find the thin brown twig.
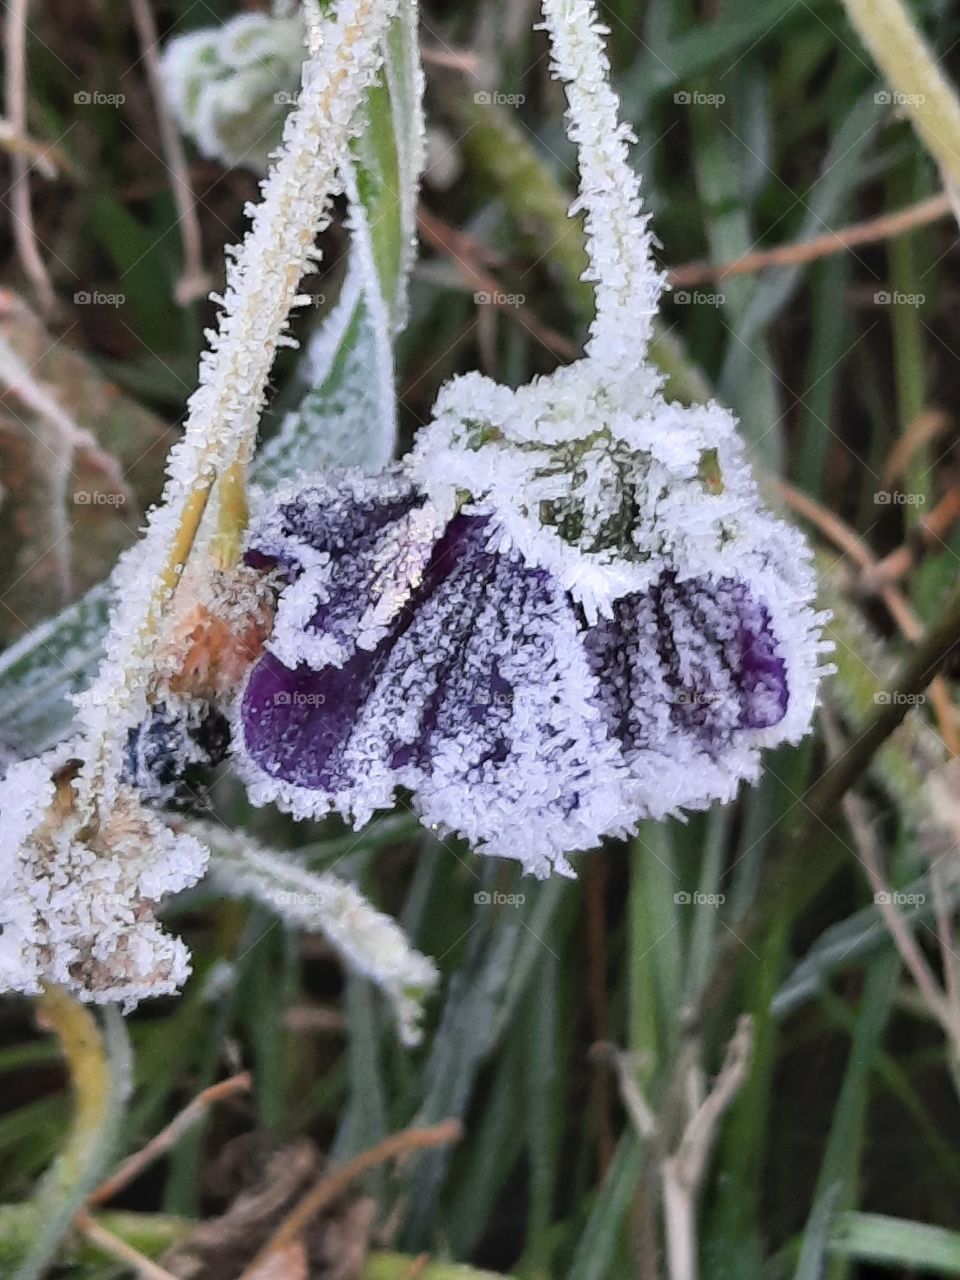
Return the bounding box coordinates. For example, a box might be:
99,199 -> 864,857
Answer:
821,707 -> 960,1048
418,207 -> 578,360
881,408 -> 950,487
74,1211 -> 182,1280
239,1120 -> 463,1279
4,0 -> 56,315
421,45 -> 481,75
867,488 -> 960,591
0,116 -> 59,176
129,0 -> 210,305
668,192 -> 951,288
89,1071 -> 252,1206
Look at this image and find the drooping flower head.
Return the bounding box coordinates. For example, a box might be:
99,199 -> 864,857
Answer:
235,0 -> 830,876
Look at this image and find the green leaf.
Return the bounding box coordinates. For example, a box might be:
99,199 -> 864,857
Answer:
829,1212 -> 960,1274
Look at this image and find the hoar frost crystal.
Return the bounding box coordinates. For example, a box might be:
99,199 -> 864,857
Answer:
235,0 -> 829,878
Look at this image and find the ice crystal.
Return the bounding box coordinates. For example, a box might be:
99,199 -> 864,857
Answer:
0,748 -> 207,1006
233,0 -> 828,876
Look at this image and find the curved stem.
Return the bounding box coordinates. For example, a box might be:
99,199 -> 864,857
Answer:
841,0 -> 960,203
538,0 -> 664,365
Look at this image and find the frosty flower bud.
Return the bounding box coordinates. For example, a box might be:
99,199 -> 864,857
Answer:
0,750 -> 207,1007
160,13 -> 304,172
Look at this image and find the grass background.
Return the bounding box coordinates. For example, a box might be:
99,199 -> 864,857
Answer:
4,0 -> 960,1276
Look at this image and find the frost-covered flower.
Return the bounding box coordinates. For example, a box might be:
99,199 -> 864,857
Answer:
233,0 -> 829,876
234,452 -> 820,876
160,13 -> 304,172
0,748 -> 207,1006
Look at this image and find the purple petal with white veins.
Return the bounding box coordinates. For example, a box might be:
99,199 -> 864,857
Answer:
240,510 -> 631,871
585,572 -> 788,760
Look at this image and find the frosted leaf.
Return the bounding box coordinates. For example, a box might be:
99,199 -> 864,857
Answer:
373,0 -> 426,329
160,14 -> 305,173
255,228 -> 398,484
0,584 -> 109,757
0,747 -> 207,1008
196,820 -> 438,1044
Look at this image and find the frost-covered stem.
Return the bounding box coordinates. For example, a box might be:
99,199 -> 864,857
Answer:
841,0 -> 960,199
538,0 -> 664,365
76,0 -> 398,813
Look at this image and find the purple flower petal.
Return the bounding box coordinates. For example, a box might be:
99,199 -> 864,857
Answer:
245,469 -> 445,670
239,511 -> 629,871
584,572 -> 788,760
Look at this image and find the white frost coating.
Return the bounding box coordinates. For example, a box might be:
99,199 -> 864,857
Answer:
536,0 -> 665,371
198,821 -> 438,1044
0,746 -> 207,1008
160,14 -> 305,173
75,0 -> 400,815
